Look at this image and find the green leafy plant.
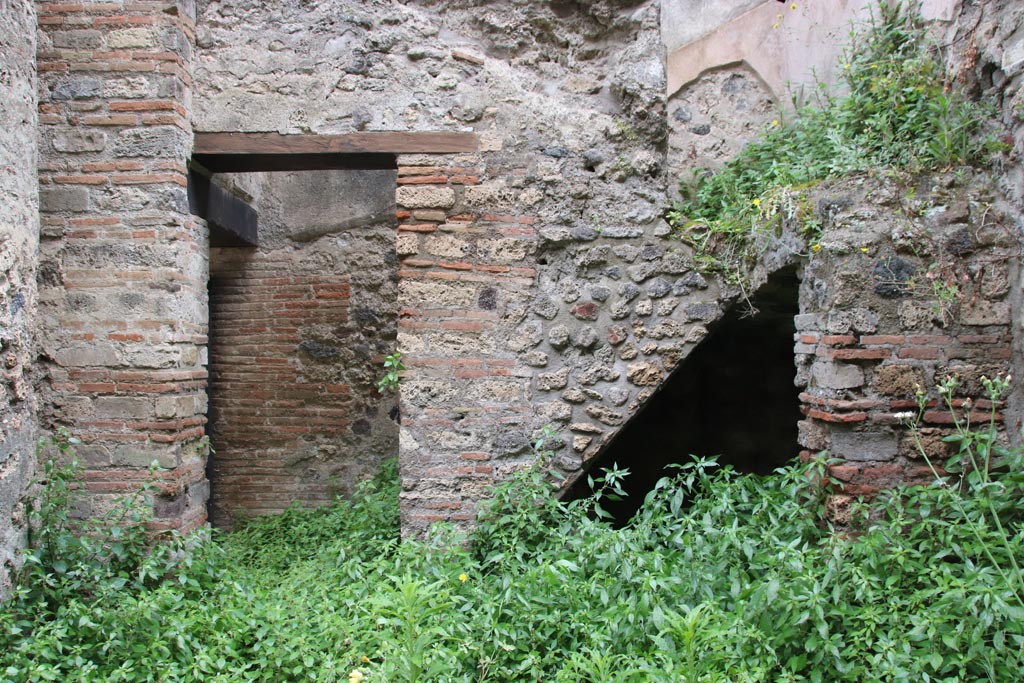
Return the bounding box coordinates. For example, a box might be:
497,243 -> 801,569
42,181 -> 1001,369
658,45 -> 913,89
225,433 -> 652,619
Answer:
18,430 -> 160,613
899,373 -> 1024,610
1,432 -> 227,683
377,352 -> 406,394
667,0 -> 999,282
3,433 -> 1023,682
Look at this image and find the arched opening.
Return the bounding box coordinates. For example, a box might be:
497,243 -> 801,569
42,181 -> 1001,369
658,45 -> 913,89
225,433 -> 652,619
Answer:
566,266 -> 802,524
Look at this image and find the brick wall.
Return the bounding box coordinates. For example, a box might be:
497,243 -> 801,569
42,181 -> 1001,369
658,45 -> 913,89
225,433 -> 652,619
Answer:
208,255 -> 353,523
35,0 -> 208,532
17,0 -> 1021,543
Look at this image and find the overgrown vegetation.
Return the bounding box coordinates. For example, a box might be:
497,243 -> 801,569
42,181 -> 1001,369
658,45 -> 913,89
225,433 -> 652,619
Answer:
3,424 -> 1024,682
666,1 -> 1004,280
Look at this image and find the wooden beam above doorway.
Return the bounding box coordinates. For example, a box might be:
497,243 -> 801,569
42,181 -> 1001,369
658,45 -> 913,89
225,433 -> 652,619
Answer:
192,131 -> 479,172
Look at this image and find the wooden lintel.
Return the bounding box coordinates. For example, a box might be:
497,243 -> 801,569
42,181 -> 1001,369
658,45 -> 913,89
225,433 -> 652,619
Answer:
193,131 -> 479,157
187,170 -> 258,247
192,152 -> 397,174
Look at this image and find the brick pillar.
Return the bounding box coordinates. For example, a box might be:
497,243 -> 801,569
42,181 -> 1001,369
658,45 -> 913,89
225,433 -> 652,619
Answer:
36,1 -> 208,531
395,155 -> 538,536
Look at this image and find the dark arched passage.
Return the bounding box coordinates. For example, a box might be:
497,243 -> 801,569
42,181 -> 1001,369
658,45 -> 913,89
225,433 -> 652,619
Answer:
566,266 -> 802,524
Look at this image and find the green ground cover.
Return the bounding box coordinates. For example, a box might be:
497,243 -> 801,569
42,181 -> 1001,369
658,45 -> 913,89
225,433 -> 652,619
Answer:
3,421 -> 1023,682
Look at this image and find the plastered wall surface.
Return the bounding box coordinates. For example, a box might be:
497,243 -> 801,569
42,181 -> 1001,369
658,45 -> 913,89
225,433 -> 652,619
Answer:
663,0 -> 961,190
0,0 -> 39,596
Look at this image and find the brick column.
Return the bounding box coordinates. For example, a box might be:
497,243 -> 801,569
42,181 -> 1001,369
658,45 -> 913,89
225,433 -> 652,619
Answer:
36,1 -> 208,531
395,155 -> 538,536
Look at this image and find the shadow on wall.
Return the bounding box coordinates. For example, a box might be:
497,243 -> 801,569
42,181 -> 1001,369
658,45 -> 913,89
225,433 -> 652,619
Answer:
565,266 -> 802,524
204,169 -> 400,527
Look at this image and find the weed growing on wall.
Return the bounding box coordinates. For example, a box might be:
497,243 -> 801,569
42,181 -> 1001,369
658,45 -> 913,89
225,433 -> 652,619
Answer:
3,440 -> 1024,681
377,352 -> 406,394
666,1 -> 1003,280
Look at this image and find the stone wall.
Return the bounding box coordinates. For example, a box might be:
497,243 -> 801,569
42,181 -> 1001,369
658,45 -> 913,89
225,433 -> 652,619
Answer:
4,0 -> 1019,545
940,0 -> 1024,439
207,170 -> 399,526
794,172 -> 1017,521
193,0 -> 683,529
188,0 -> 1024,532
35,0 -> 208,532
0,0 -> 39,596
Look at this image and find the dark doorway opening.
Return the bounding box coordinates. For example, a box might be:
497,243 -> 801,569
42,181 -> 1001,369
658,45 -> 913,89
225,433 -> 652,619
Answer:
566,266 -> 802,524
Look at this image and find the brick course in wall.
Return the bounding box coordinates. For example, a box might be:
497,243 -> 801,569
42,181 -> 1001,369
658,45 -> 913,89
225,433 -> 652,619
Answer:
202,167 -> 400,527
35,0 -> 208,531
207,256 -> 356,524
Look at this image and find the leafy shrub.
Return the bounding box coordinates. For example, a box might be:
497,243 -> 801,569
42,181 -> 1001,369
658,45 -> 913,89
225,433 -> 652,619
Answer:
667,1 -> 1003,279
3,439 -> 1023,682
0,432 -> 228,682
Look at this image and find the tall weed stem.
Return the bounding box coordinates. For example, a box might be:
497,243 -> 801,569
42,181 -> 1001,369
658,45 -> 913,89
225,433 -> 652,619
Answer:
902,375 -> 1024,610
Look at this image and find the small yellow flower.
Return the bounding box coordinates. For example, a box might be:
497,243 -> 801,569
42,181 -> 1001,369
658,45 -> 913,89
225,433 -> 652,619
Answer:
752,198 -> 761,207
770,119 -> 779,127
772,22 -> 780,29
811,243 -> 822,252
361,655 -> 370,664
459,572 -> 468,582
860,247 -> 869,253
790,2 -> 797,9
349,670 -> 365,683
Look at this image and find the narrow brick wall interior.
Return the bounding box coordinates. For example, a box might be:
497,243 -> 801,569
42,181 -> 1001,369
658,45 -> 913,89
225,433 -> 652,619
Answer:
207,170 -> 399,526
208,259 -> 353,522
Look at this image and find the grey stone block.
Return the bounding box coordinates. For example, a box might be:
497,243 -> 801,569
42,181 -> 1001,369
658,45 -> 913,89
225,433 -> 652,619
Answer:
830,430 -> 898,462
40,186 -> 89,213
